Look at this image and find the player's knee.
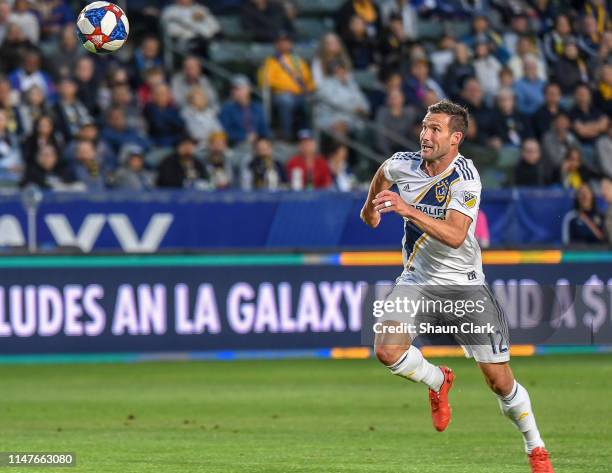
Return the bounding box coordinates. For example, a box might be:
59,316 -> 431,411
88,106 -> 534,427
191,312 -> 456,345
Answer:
374,344 -> 406,367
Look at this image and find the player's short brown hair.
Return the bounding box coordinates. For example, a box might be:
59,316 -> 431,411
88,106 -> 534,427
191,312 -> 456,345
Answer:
427,99 -> 469,142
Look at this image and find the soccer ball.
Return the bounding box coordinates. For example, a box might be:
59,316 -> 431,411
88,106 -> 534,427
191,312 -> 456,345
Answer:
76,1 -> 129,55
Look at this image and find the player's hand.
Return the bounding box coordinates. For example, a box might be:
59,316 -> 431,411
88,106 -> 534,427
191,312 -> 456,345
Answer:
360,205 -> 381,228
372,190 -> 414,218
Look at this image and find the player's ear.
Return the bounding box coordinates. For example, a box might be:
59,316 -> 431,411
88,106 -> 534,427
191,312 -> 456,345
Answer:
450,131 -> 462,146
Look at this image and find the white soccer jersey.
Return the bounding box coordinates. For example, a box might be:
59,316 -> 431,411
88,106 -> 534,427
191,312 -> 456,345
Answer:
383,151 -> 484,285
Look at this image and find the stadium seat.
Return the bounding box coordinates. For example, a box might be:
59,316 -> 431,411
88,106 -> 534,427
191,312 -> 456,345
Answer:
293,0 -> 345,15
417,19 -> 445,40
295,18 -> 334,41
217,15 -> 250,41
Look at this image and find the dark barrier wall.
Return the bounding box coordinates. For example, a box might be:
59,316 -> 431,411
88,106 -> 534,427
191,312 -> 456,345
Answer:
0,189 -> 588,252
0,253 -> 610,355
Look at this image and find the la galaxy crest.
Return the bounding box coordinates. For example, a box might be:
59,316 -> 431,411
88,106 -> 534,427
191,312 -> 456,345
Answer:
435,180 -> 449,203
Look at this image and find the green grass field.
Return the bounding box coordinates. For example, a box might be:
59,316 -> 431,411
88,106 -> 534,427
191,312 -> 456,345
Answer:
0,354 -> 610,473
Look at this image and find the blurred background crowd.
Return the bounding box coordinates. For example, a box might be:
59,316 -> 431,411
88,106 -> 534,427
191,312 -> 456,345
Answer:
0,0 -> 610,244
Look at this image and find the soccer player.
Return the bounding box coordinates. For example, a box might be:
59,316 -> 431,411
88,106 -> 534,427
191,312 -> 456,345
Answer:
360,100 -> 554,473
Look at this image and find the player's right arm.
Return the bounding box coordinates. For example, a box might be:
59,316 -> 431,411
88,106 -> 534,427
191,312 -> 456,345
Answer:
360,160 -> 393,228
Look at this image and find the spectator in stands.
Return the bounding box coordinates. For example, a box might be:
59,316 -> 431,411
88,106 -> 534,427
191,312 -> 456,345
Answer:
16,85 -> 49,137
132,37 -> 163,85
342,15 -> 379,70
488,88 -> 531,150
109,84 -> 147,134
0,108 -> 22,184
514,138 -> 546,187
513,56 -> 545,115
160,0 -> 219,57
531,0 -> 557,35
577,15 -> 602,62
0,1 -> 10,45
74,56 -> 101,118
430,35 -> 458,81
562,183 -> 605,244
601,177 -> 612,243
240,0 -> 295,43
532,82 -> 564,139
8,50 -> 54,100
336,0 -> 382,43
312,33 -> 353,86
498,67 -> 515,90
596,122 -> 612,178
553,147 -> 597,190
218,74 -> 269,147
138,66 -> 167,107
171,56 -> 218,110
475,209 -> 490,248
508,36 -> 547,82
0,23 -> 33,75
378,13 -> 413,74
286,129 -> 331,190
101,108 -> 150,158
259,32 -> 315,140
205,131 -> 233,189
36,0 -> 74,40
443,43 -> 475,101
553,40 -> 589,96
594,63 -> 612,116
570,83 -> 609,147
543,13 -> 575,64
380,0 -> 418,40
473,39 -> 502,103
402,58 -> 445,109
22,114 -> 62,165
72,139 -> 106,190
114,150 -> 155,191
457,77 -> 492,144
52,76 -> 91,142
502,13 -> 532,57
462,15 -> 507,63
21,144 -> 76,190
156,135 -> 208,188
65,123 -> 115,170
9,0 -> 39,44
45,24 -> 83,80
314,60 -> 370,134
542,112 -> 581,180
245,137 -> 286,190
182,86 -> 223,151
375,88 -> 416,156
327,142 -> 354,191
144,83 -> 185,148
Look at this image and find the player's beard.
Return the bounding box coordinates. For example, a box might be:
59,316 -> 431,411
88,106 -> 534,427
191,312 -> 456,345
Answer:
421,142 -> 450,163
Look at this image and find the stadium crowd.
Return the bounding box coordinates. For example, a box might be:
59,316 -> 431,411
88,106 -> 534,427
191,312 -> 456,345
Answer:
0,0 -> 610,244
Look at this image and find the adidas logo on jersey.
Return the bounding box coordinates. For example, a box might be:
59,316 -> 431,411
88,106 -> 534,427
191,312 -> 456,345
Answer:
402,183 -> 410,191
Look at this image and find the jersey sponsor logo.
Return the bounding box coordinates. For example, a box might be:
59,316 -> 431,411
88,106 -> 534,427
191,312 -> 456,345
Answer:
414,204 -> 446,219
402,183 -> 410,191
462,191 -> 477,209
467,270 -> 477,281
435,180 -> 449,203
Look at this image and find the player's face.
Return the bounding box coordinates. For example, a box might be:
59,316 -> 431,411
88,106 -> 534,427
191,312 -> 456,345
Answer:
420,113 -> 453,162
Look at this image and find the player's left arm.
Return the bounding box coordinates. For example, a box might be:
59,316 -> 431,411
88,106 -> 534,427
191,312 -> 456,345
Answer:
372,190 -> 473,249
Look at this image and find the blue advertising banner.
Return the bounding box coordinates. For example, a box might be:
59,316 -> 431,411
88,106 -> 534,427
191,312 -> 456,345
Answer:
0,255 -> 610,355
0,189 -> 584,252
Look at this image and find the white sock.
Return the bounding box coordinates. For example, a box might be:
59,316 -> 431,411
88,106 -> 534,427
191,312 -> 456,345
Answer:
497,381 -> 545,453
387,346 -> 444,392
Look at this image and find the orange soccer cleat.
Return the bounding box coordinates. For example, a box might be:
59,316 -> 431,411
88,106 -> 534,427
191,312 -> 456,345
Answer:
528,447 -> 555,473
428,366 -> 454,432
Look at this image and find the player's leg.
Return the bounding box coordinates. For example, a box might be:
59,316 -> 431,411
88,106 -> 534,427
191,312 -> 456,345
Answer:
374,323 -> 445,391
479,362 -> 554,472
375,324 -> 454,432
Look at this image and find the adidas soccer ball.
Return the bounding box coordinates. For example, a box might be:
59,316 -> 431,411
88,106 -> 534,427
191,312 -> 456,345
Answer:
76,1 -> 129,54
